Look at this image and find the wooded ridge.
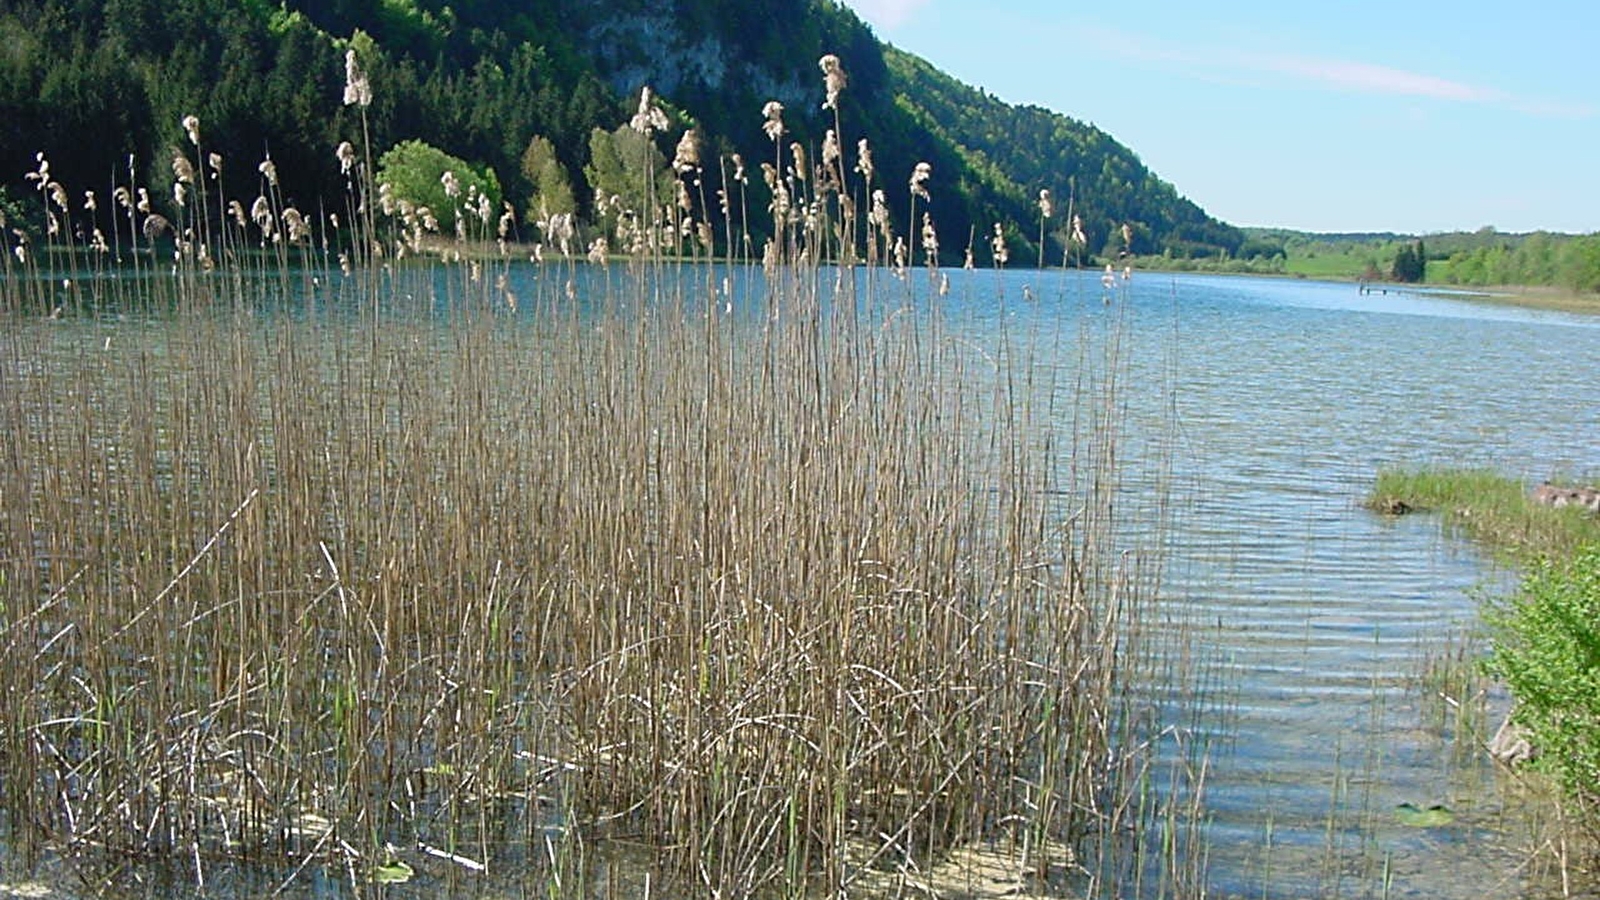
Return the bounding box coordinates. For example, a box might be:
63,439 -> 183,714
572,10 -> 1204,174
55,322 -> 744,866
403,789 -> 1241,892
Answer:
0,0 -> 1245,264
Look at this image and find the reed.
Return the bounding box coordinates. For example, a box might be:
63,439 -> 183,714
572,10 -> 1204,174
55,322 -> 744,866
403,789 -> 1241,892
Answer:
0,55 -> 1192,898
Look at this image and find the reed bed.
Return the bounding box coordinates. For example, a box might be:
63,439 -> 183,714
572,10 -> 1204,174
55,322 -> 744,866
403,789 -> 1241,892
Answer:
0,58 -> 1194,898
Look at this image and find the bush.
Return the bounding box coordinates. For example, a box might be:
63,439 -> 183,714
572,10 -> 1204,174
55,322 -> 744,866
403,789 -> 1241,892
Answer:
1487,545 -> 1600,814
377,139 -> 502,237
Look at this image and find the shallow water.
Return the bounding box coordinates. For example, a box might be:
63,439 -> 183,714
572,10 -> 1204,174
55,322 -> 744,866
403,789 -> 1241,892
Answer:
1093,273 -> 1599,898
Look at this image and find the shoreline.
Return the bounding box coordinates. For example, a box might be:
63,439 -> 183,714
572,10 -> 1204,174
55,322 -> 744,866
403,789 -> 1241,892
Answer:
1131,262 -> 1600,315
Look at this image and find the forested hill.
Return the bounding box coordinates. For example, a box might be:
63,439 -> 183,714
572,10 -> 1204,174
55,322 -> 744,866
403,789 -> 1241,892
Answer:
0,0 -> 1244,262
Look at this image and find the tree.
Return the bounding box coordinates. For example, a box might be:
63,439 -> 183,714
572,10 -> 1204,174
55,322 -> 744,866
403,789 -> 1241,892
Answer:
520,134 -> 575,226
1390,240 -> 1424,283
377,139 -> 502,236
583,124 -> 670,227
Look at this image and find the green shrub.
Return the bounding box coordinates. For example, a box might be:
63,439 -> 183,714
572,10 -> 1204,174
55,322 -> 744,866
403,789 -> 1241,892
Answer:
1486,545 -> 1600,811
377,139 -> 502,236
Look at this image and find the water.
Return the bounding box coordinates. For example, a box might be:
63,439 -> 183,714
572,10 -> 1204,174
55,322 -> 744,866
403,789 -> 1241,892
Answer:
875,267 -> 1600,896
1096,274 -> 1600,898
6,267 -> 1599,898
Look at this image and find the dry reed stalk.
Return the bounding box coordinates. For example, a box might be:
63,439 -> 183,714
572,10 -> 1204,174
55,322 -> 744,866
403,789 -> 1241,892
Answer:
0,49 -> 1195,899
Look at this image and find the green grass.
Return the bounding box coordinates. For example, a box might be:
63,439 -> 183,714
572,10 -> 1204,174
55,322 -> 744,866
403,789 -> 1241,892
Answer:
1283,253 -> 1371,280
1367,468 -> 1600,562
1373,466 -> 1600,878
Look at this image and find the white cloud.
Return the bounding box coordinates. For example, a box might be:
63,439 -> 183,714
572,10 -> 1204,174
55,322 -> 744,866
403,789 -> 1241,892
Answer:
1077,23 -> 1593,120
844,0 -> 932,30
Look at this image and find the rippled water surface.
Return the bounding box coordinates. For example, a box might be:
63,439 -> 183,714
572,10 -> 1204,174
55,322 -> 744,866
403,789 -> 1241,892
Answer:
1088,274 -> 1600,898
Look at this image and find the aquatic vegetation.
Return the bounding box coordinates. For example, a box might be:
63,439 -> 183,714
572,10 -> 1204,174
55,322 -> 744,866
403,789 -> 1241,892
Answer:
0,49 -> 1195,899
1367,467 -> 1600,561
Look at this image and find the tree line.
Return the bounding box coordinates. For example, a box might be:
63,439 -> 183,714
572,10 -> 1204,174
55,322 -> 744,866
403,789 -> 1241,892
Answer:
0,0 -> 1247,265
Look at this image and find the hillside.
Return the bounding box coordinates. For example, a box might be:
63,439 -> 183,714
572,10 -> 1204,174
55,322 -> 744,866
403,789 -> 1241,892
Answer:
0,0 -> 1243,263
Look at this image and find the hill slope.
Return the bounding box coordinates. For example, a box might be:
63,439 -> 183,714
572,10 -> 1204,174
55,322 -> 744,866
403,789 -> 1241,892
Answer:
0,0 -> 1242,263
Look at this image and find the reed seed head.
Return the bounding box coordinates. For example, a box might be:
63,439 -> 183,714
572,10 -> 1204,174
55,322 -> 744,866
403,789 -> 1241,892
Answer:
259,157 -> 278,187
26,152 -> 49,190
630,86 -> 669,136
822,129 -> 840,168
991,222 -> 1008,266
855,138 -> 874,183
142,213 -> 170,240
182,114 -> 201,146
343,48 -> 372,107
869,189 -> 888,229
283,208 -> 307,242
910,161 -> 932,201
761,101 -> 785,142
1038,189 -> 1053,219
819,54 -> 847,110
250,195 -> 273,230
172,151 -> 195,185
336,141 -> 357,175
673,129 -> 700,174
498,203 -> 515,240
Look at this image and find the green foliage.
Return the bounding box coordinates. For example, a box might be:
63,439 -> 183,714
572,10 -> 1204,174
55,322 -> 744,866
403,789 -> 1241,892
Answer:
1486,546 -> 1600,808
583,125 -> 669,223
520,134 -> 575,223
377,139 -> 501,233
0,0 -> 1239,267
1432,230 -> 1600,293
882,46 -> 1243,262
1371,466 -> 1600,831
1390,239 -> 1424,283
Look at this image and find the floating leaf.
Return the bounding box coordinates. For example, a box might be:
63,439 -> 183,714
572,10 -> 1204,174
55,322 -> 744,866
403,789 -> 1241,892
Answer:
372,859 -> 415,884
1395,802 -> 1454,827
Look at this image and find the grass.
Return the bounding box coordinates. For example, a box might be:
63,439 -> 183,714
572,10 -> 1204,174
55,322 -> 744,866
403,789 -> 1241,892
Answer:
1370,466 -> 1600,887
1366,468 -> 1600,563
0,58 -> 1203,898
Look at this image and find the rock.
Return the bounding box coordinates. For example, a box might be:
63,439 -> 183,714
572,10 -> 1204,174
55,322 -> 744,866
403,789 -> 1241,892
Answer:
1488,715 -> 1535,766
1373,497 -> 1414,515
1531,482 -> 1600,512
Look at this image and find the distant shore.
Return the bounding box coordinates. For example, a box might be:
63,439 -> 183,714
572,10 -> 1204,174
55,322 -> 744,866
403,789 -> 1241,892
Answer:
1127,259 -> 1600,315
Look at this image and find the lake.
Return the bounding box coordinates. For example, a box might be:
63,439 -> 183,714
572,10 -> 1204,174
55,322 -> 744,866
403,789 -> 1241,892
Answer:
1072,272 -> 1600,898
2,264 -> 1597,899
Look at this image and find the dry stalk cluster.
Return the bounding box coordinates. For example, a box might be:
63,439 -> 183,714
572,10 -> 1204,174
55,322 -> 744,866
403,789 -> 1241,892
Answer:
0,51 -> 1193,897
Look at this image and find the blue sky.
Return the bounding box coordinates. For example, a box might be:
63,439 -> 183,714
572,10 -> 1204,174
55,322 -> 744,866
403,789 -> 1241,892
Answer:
838,0 -> 1599,235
